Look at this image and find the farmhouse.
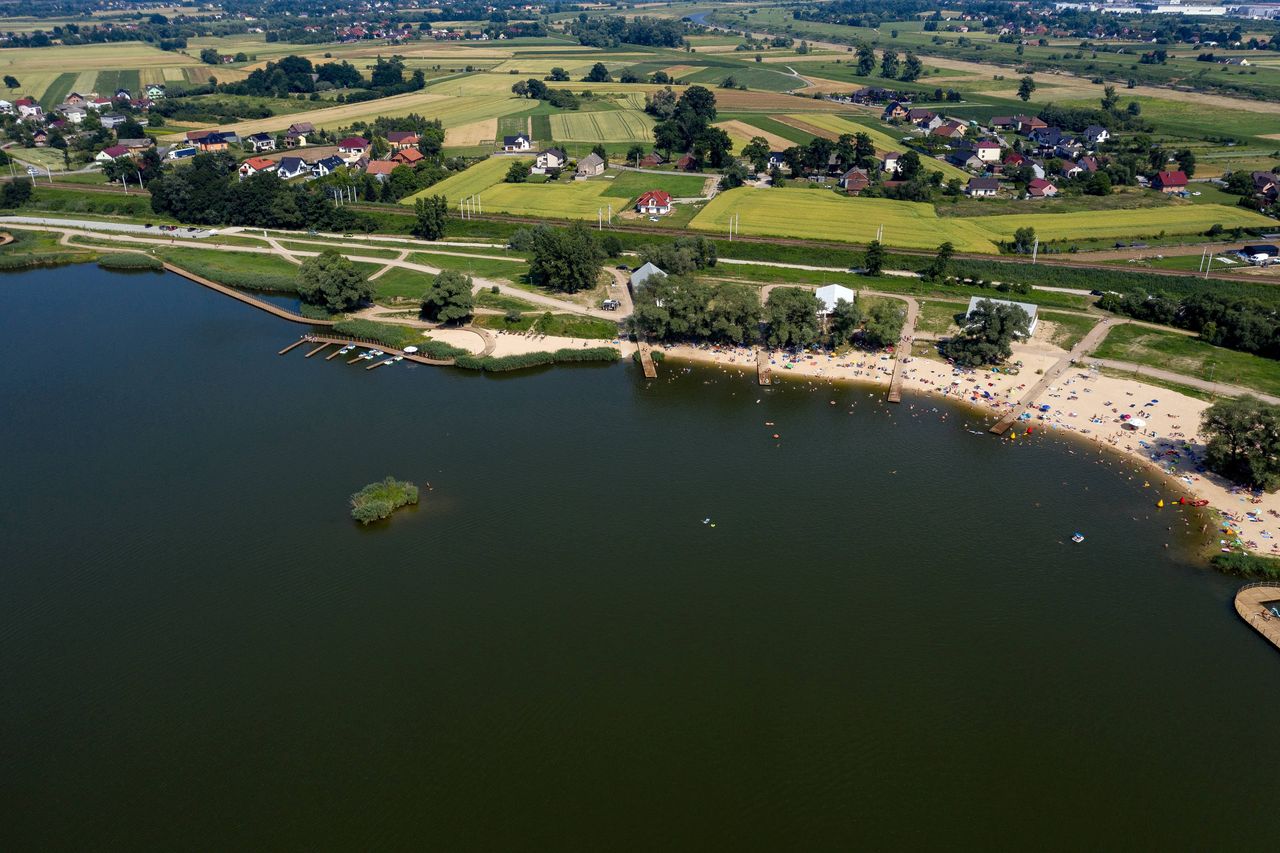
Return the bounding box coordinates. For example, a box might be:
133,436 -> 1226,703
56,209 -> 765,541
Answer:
882,152 -> 902,175
881,101 -> 909,121
973,140 -> 1002,163
839,167 -> 870,195
502,133 -> 532,152
966,177 -> 1000,197
966,297 -> 1038,337
238,157 -> 278,178
245,132 -> 276,152
576,152 -> 605,178
675,154 -> 697,171
640,152 -> 665,168
636,190 -> 673,215
1153,170 -> 1188,193
535,148 -> 566,172
815,284 -> 856,315
932,120 -> 967,140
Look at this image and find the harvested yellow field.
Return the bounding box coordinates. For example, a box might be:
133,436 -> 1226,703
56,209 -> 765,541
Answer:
714,120 -> 793,153
445,118 -> 497,147
662,65 -> 698,77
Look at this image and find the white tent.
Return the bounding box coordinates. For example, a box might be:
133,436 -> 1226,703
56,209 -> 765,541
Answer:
629,262 -> 665,291
815,283 -> 856,315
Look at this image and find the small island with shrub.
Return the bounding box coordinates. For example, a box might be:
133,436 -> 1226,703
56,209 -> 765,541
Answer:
350,477 -> 419,525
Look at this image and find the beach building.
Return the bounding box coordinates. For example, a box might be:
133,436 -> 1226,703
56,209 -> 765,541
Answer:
966,296 -> 1038,337
815,284 -> 856,316
629,262 -> 665,291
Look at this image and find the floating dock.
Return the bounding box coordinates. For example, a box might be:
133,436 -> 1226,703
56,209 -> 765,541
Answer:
756,348 -> 771,386
1235,582 -> 1280,653
638,342 -> 658,379
887,357 -> 904,403
278,338 -> 307,355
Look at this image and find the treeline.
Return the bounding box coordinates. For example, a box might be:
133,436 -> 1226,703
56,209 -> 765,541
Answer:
569,15 -> 685,48
1098,291 -> 1280,360
632,277 -> 903,350
220,55 -> 423,98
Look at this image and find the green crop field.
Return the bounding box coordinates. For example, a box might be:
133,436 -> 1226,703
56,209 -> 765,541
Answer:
549,109 -> 654,143
408,156 -> 512,205
94,69 -> 143,96
691,188 -> 1002,252
599,171 -> 708,199
37,72 -> 77,108
968,205 -> 1275,244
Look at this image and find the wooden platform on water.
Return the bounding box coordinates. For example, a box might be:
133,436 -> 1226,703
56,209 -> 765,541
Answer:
1235,582 -> 1280,653
638,342 -> 658,379
757,348 -> 771,386
887,358 -> 904,403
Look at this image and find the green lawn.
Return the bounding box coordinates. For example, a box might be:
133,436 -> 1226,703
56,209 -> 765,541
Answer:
153,246 -> 303,292
1094,324 -> 1280,397
1040,310 -> 1101,350
915,300 -> 967,336
476,290 -> 538,312
598,170 -> 708,199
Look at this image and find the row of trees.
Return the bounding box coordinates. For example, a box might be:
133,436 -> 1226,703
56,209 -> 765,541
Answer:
646,86 -> 732,165
1097,291 -> 1280,360
631,278 -> 904,350
853,44 -> 924,82
568,15 -> 685,48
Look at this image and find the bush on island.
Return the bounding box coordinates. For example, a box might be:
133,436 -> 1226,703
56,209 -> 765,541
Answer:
350,477 -> 419,525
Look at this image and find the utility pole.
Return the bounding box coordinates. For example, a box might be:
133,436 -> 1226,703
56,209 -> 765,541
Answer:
1198,246 -> 1207,273
1204,252 -> 1214,280
1031,237 -> 1039,264
122,173 -> 129,194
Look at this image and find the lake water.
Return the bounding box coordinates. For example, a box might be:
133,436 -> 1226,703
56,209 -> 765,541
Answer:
2,267 -> 1277,849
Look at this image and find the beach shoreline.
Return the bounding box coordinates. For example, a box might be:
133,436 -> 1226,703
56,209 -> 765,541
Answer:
653,340 -> 1277,559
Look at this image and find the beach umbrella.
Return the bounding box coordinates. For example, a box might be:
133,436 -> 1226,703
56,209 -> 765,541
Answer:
1130,418 -> 1147,428
403,346 -> 419,354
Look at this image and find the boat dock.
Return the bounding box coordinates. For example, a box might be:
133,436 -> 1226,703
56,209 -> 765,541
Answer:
287,334 -> 456,367
304,342 -> 330,358
1235,582 -> 1280,652
278,338 -> 308,355
757,348 -> 771,386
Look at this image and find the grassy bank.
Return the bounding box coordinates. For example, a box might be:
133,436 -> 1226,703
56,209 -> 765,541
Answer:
1094,324 -> 1280,398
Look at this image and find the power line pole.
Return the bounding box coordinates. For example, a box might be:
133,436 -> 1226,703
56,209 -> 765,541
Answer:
1031,237 -> 1039,265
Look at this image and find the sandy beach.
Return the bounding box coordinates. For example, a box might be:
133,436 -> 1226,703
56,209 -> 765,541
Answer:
653,338 -> 1277,557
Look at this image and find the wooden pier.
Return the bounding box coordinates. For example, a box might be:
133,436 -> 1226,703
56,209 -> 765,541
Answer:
164,263 -> 335,327
887,356 -> 905,403
324,346 -> 346,361
278,338 -> 307,355
756,348 -> 771,386
1235,582 -> 1280,653
304,342 -> 330,358
300,334 -> 455,366
638,342 -> 658,379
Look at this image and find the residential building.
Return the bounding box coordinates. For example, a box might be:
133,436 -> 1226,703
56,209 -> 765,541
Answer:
502,133 -> 532,152
94,145 -> 131,162
974,140 -> 1002,163
576,152 -> 605,178
391,148 -> 424,165
311,156 -> 344,178
285,122 -> 315,147
535,148 -> 566,172
967,177 -> 1001,197
1153,170 -> 1188,193
277,156 -> 310,179
1084,125 -> 1110,146
839,167 -> 870,194
365,161 -> 399,181
386,131 -> 419,150
337,136 -> 369,156
1027,178 -> 1058,197
245,132 -> 276,152
238,157 -> 278,178
635,190 -> 673,215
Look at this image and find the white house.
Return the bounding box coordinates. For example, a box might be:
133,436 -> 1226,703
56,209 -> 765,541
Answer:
815,283 -> 856,315
502,133 -> 532,152
276,156 -> 309,179
1084,125 -> 1110,146
965,296 -> 1038,337
882,151 -> 901,175
534,148 -> 566,173
245,132 -> 276,152
311,155 -> 344,178
635,190 -> 672,215
974,140 -> 1002,163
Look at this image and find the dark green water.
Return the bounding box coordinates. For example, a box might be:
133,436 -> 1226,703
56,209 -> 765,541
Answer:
1,268 -> 1277,850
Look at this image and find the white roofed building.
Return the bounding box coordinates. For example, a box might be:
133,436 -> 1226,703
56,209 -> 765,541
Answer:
815,284 -> 856,316
965,296 -> 1038,337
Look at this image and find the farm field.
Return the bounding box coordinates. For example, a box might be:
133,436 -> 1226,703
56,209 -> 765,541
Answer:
714,119 -> 795,153
548,109 -> 654,143
599,171 -> 709,199
692,188 -> 1277,252
411,156 -> 513,205
691,188 -> 1002,252
970,205 -> 1275,245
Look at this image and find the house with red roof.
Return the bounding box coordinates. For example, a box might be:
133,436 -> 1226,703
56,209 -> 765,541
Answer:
636,190 -> 673,215
238,157 -> 278,178
1027,178 -> 1058,198
365,161 -> 400,180
94,145 -> 131,162
386,131 -> 419,150
1153,170 -> 1188,193
391,147 -> 424,165
337,137 -> 369,155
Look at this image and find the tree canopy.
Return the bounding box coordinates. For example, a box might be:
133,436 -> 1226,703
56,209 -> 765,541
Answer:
420,270 -> 474,324
297,250 -> 373,313
526,223 -> 606,293
942,299 -> 1031,366
764,287 -> 823,348
1202,397 -> 1280,491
